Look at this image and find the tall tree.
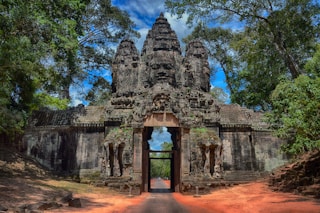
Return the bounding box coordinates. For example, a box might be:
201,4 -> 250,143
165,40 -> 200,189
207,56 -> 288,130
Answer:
0,0 -> 84,134
266,75 -> 320,155
79,0 -> 139,105
166,0 -> 319,78
85,76 -> 112,106
0,0 -> 138,135
265,46 -> 320,155
166,0 -> 320,109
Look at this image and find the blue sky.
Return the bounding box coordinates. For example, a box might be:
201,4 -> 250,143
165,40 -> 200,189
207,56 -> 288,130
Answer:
148,127 -> 172,150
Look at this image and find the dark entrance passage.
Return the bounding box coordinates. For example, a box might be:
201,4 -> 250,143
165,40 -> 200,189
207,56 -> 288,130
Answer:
142,126 -> 181,192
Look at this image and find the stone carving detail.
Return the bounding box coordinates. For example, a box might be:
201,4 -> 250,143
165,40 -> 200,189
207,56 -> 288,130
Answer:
152,93 -> 170,111
189,128 -> 223,178
112,39 -> 140,96
103,128 -> 133,177
184,40 -> 210,92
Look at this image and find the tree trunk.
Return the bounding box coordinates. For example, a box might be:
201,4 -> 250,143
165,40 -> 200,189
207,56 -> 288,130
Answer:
272,31 -> 302,79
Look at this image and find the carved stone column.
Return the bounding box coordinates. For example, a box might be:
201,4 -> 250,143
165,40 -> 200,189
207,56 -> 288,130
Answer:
103,142 -> 111,176
113,143 -> 120,177
213,144 -> 223,178
132,128 -> 143,183
180,128 -> 190,179
204,146 -> 211,177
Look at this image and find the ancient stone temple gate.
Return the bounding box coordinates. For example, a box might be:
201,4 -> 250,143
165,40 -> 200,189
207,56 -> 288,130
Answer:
23,14 -> 287,194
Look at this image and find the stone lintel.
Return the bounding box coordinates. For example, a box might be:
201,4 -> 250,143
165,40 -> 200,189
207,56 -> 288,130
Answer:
144,113 -> 179,127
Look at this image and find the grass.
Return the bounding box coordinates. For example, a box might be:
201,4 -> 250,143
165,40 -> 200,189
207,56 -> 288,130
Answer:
36,178 -> 115,195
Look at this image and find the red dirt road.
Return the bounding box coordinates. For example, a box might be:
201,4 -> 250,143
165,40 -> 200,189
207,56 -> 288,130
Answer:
48,179 -> 320,213
173,181 -> 320,213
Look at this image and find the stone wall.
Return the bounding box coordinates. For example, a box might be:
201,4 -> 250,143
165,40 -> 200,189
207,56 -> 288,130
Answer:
23,126 -> 104,178
221,129 -> 287,172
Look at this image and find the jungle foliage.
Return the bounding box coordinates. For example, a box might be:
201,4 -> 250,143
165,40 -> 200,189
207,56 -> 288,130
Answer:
150,142 -> 173,178
0,0 -> 138,135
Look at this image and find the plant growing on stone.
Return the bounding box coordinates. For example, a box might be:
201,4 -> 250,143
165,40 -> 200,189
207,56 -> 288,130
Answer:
190,128 -> 219,144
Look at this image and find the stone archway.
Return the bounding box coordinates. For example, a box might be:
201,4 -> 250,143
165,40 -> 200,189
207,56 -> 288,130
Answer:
141,113 -> 181,192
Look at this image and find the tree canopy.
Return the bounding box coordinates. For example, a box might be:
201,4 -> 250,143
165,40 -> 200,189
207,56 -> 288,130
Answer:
150,142 -> 173,178
266,46 -> 320,155
167,0 -> 320,110
0,0 -> 138,135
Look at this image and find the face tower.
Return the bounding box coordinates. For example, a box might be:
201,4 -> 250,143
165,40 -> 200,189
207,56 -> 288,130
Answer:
108,13 -> 215,127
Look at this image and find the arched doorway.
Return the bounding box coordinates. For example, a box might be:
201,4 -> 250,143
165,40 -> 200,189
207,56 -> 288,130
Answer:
142,113 -> 181,192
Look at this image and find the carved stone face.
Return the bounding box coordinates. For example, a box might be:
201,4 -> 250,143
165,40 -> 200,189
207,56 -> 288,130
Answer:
150,61 -> 175,85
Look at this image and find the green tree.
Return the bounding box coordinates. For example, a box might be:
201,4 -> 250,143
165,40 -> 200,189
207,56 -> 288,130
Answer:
266,45 -> 320,155
85,76 -> 112,105
166,0 -> 320,109
266,75 -> 320,155
0,0 -> 138,136
150,142 -> 173,178
305,44 -> 320,77
79,0 -> 139,105
0,0 -> 81,134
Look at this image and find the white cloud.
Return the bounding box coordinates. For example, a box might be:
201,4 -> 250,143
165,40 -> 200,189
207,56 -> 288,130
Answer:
69,91 -> 84,107
118,0 -> 164,17
133,12 -> 193,51
69,82 -> 91,106
164,12 -> 193,46
148,127 -> 172,150
134,28 -> 149,51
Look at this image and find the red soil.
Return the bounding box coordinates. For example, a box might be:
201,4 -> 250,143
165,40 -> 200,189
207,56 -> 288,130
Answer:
173,181 -> 320,213
48,180 -> 320,213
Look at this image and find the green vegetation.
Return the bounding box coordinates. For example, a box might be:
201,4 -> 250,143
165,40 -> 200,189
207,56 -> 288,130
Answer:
190,128 -> 220,144
266,76 -> 320,155
79,171 -> 101,184
0,0 -> 138,136
150,142 -> 173,178
107,127 -> 133,141
166,0 -> 320,155
266,43 -> 320,155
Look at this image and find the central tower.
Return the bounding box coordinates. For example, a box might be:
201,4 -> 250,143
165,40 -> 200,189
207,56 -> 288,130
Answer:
105,13 -> 220,192
141,13 -> 181,88
111,13 -> 211,100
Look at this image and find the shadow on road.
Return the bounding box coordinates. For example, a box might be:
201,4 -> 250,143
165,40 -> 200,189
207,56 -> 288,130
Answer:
149,188 -> 172,193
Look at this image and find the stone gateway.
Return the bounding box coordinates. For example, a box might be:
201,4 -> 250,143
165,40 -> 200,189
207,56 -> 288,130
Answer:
23,13 -> 288,194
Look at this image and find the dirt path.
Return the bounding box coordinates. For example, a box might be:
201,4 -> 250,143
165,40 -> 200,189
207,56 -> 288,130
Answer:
123,178 -> 188,213
48,179 -> 320,213
1,177 -> 319,213
173,180 -> 320,213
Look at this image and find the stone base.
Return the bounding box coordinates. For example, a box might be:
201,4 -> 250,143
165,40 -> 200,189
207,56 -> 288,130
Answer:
94,176 -> 142,195
181,171 -> 268,194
